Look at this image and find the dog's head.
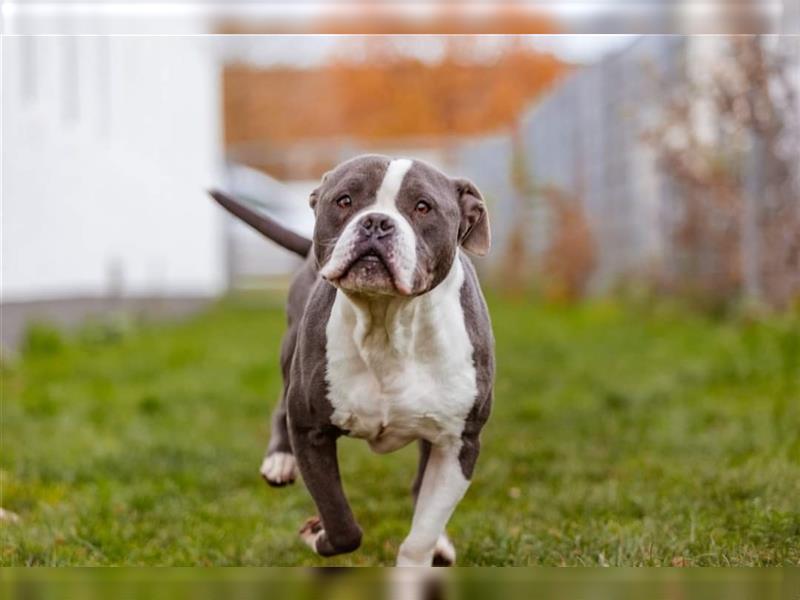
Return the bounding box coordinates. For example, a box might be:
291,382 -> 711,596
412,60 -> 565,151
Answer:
312,155 -> 490,297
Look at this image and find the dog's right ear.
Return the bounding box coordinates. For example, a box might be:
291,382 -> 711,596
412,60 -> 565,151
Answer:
309,171 -> 330,211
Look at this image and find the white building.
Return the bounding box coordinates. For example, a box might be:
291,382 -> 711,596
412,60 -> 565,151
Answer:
2,36 -> 225,301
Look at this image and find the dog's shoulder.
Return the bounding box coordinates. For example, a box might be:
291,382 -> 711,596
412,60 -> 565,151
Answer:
457,252 -> 494,441
457,252 -> 494,362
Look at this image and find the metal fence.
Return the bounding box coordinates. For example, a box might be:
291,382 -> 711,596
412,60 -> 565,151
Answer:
450,37 -> 690,288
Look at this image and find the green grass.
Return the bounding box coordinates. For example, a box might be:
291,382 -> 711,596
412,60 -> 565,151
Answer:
2,293 -> 799,566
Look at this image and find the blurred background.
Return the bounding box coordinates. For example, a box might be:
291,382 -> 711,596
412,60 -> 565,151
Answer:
2,1 -> 800,568
3,3 -> 800,347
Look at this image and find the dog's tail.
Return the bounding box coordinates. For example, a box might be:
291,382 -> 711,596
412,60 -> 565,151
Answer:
208,189 -> 312,258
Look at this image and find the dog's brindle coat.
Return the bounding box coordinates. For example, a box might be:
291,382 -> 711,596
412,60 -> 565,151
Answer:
211,155 -> 494,566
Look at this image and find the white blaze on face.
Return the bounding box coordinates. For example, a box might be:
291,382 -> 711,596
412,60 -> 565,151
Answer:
319,159 -> 418,294
375,158 -> 413,210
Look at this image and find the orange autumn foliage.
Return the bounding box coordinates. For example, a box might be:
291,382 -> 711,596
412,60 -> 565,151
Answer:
223,42 -> 569,147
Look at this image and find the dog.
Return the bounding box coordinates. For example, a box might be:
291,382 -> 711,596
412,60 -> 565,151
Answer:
210,155 -> 494,566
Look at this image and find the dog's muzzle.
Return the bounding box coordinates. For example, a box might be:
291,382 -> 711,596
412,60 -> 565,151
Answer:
320,212 -> 414,295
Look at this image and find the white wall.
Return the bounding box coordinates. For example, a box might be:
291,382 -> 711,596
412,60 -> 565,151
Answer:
2,36 -> 225,301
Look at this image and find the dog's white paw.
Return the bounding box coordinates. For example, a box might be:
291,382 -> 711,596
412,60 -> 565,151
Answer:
396,533 -> 456,567
259,452 -> 297,487
397,534 -> 455,567
432,534 -> 455,566
299,516 -> 325,553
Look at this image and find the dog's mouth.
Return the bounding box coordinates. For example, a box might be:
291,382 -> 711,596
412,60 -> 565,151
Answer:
341,248 -> 392,279
330,248 -> 409,296
346,249 -> 384,269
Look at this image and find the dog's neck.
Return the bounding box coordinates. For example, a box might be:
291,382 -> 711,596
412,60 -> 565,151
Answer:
337,254 -> 464,356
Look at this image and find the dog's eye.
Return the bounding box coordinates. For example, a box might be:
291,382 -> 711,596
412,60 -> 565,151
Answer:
336,195 -> 352,209
415,200 -> 431,215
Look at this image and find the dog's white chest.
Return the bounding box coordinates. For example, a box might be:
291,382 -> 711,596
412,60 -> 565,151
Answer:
325,260 -> 477,453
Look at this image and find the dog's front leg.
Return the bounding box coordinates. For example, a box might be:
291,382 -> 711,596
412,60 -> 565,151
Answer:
397,441 -> 472,567
290,425 -> 363,557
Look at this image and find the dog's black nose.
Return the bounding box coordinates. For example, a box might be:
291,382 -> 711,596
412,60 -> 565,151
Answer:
360,214 -> 395,238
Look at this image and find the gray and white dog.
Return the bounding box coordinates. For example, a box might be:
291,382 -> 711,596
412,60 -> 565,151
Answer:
210,154 -> 494,566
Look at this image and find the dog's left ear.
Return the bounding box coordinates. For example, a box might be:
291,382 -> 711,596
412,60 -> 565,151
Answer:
455,178 -> 491,256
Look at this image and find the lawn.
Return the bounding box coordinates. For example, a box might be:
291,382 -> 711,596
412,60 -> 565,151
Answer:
2,293 -> 799,566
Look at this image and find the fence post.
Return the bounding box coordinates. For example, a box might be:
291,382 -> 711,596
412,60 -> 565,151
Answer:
742,130 -> 764,304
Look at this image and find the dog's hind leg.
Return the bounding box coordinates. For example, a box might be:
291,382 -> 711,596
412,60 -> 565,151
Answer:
410,440 -> 431,503
260,326 -> 299,487
410,440 -> 457,567
259,392 -> 297,487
